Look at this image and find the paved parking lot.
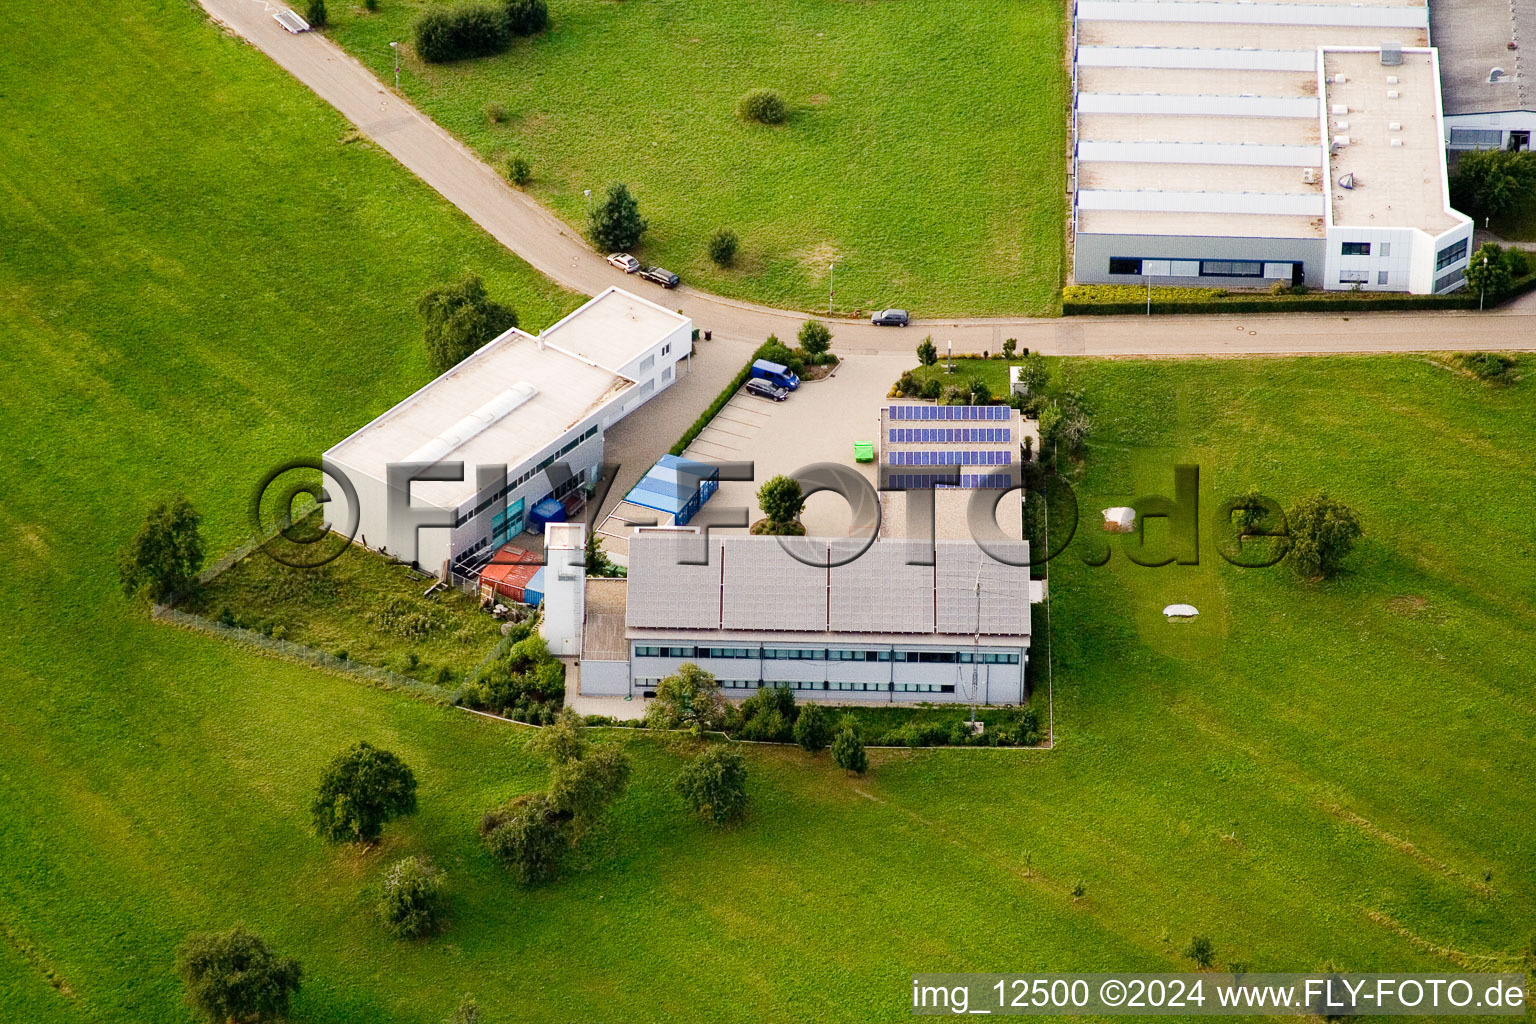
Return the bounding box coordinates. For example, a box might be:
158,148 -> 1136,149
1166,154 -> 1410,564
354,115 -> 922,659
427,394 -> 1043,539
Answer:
683,353 -> 911,535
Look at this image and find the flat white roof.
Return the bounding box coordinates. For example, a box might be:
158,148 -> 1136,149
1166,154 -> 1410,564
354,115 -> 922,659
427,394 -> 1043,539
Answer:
1077,46 -> 1318,71
326,288 -> 687,509
1322,47 -> 1466,232
540,286 -> 689,373
1430,0 -> 1535,117
1078,140 -> 1324,165
1077,1 -> 1427,27
1079,188 -> 1326,215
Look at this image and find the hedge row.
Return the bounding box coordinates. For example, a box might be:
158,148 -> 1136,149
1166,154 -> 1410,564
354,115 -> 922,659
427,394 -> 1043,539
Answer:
668,344 -> 772,457
1062,274 -> 1536,316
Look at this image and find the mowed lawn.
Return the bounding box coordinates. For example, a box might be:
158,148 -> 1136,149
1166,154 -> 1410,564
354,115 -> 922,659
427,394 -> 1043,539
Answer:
3,5 -> 1536,1024
325,0 -> 1067,317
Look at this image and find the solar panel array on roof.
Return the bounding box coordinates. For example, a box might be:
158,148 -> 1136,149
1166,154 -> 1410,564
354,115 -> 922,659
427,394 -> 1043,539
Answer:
625,533 -> 721,629
720,537 -> 827,631
889,405 -> 1010,421
935,542 -> 1031,636
889,427 -> 1011,444
888,450 -> 1012,467
828,540 -> 935,633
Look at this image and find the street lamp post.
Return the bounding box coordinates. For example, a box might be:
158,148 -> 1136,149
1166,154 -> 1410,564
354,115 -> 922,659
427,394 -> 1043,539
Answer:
389,41 -> 399,90
829,262 -> 835,317
1480,254 -> 1488,311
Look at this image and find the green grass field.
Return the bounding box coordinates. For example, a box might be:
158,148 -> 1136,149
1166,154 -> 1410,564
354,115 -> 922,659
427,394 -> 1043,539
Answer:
324,0 -> 1068,317
4,4 -> 1536,1023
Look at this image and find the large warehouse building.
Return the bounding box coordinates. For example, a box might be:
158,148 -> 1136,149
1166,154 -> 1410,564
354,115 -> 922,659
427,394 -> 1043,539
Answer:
569,529 -> 1034,706
1432,0 -> 1535,151
1071,0 -> 1473,293
324,288 -> 691,579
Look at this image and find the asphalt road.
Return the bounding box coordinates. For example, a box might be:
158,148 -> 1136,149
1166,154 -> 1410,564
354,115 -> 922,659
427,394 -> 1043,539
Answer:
202,0 -> 1536,356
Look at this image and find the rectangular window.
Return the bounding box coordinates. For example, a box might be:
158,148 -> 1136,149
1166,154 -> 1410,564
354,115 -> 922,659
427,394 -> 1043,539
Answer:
1339,269 -> 1369,284
1108,257 -> 1142,275
1199,260 -> 1263,278
638,355 -> 655,373
1449,127 -> 1504,149
662,343 -> 672,356
1379,243 -> 1391,258
1434,270 -> 1466,293
1435,238 -> 1468,271
1341,242 -> 1371,256
1377,271 -> 1389,285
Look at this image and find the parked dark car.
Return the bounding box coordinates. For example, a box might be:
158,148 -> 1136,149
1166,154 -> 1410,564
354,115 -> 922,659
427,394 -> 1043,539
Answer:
744,378 -> 789,401
639,265 -> 680,288
870,308 -> 910,326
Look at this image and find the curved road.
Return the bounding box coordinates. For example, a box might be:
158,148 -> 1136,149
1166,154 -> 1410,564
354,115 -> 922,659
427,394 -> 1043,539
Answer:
203,0 -> 1536,356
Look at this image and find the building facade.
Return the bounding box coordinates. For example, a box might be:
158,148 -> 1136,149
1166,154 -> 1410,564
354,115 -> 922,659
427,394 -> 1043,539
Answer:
323,288 -> 691,578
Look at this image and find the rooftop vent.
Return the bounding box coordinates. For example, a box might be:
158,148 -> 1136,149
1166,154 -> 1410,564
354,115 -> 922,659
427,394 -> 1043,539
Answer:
1387,90 -> 1400,99
1335,120 -> 1350,130
1489,67 -> 1507,83
1302,167 -> 1318,184
1338,173 -> 1356,189
1386,75 -> 1400,84
1380,41 -> 1402,66
1388,121 -> 1402,131
1333,134 -> 1352,148
1331,104 -> 1349,115
1389,138 -> 1404,148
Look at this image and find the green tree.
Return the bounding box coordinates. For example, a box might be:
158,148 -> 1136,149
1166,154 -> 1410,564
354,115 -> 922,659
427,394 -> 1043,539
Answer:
798,319 -> 832,361
916,335 -> 938,367
737,88 -> 789,125
831,716 -> 868,775
1449,150 -> 1536,219
1184,935 -> 1216,968
416,274 -> 518,374
585,530 -> 616,576
1464,242 -> 1514,300
968,378 -> 992,404
481,792 -> 567,884
306,0 -> 328,28
708,227 -> 739,268
1002,338 -> 1017,359
175,925 -> 302,1024
588,183 -> 647,253
503,0 -> 549,35
503,154 -> 532,186
1286,491 -> 1362,579
118,496 -> 204,604
675,745 -> 749,825
757,336 -> 805,375
528,706 -> 587,764
1014,352 -> 1050,396
645,663 -> 728,732
376,856 -> 446,939
756,474 -> 805,531
793,703 -> 833,753
311,741 -> 419,844
549,744 -> 632,838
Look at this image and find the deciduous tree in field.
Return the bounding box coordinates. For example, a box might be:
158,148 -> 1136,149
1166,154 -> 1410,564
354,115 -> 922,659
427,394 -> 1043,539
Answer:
376,855 -> 446,939
1184,934 -> 1216,968
644,663 -> 727,732
675,744 -> 749,825
311,741 -> 419,844
417,274 -> 518,374
175,925 -> 302,1024
793,703 -> 833,753
588,183 -> 647,253
1286,491 -> 1362,579
708,227 -> 739,268
118,495 -> 204,604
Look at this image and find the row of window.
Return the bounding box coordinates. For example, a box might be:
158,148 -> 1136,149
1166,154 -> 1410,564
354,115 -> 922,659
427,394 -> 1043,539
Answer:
1434,270 -> 1466,293
885,472 -> 1015,489
1436,238 -> 1469,271
1108,258 -> 1267,278
633,646 -> 1021,664
639,678 -> 964,696
456,425 -> 599,526
1339,270 -> 1391,285
1340,241 -> 1392,257
888,428 -> 1011,445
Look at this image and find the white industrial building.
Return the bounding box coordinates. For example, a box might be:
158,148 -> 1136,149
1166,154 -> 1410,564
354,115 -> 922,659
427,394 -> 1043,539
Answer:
567,530 -> 1033,706
1432,0 -> 1535,151
1071,0 -> 1473,293
324,288 -> 691,579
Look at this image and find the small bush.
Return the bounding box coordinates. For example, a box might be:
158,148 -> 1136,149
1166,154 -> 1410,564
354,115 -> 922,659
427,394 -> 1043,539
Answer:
482,792 -> 567,884
1185,935 -> 1216,968
484,102 -> 509,123
413,4 -> 511,64
503,0 -> 549,35
920,378 -> 942,400
306,0 -> 328,28
503,154 -> 532,186
793,703 -> 833,752
737,88 -> 789,125
832,716 -> 868,775
708,227 -> 740,268
376,856 -> 445,939
1458,351 -> 1515,381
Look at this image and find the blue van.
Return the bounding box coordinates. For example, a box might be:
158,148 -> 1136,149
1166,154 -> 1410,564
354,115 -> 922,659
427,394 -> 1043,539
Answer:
750,358 -> 800,390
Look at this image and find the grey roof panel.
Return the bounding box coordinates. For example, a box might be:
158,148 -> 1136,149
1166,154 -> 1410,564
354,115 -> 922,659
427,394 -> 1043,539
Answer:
720,536 -> 827,631
935,542 -> 1032,637
828,539 -> 935,634
625,532 -> 722,629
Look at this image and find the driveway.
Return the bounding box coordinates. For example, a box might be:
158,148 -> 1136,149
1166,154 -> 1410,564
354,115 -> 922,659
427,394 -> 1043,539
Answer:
200,0 -> 1536,355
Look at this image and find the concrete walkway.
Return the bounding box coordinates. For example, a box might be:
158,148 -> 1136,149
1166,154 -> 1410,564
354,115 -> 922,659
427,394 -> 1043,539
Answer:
200,0 -> 1536,355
